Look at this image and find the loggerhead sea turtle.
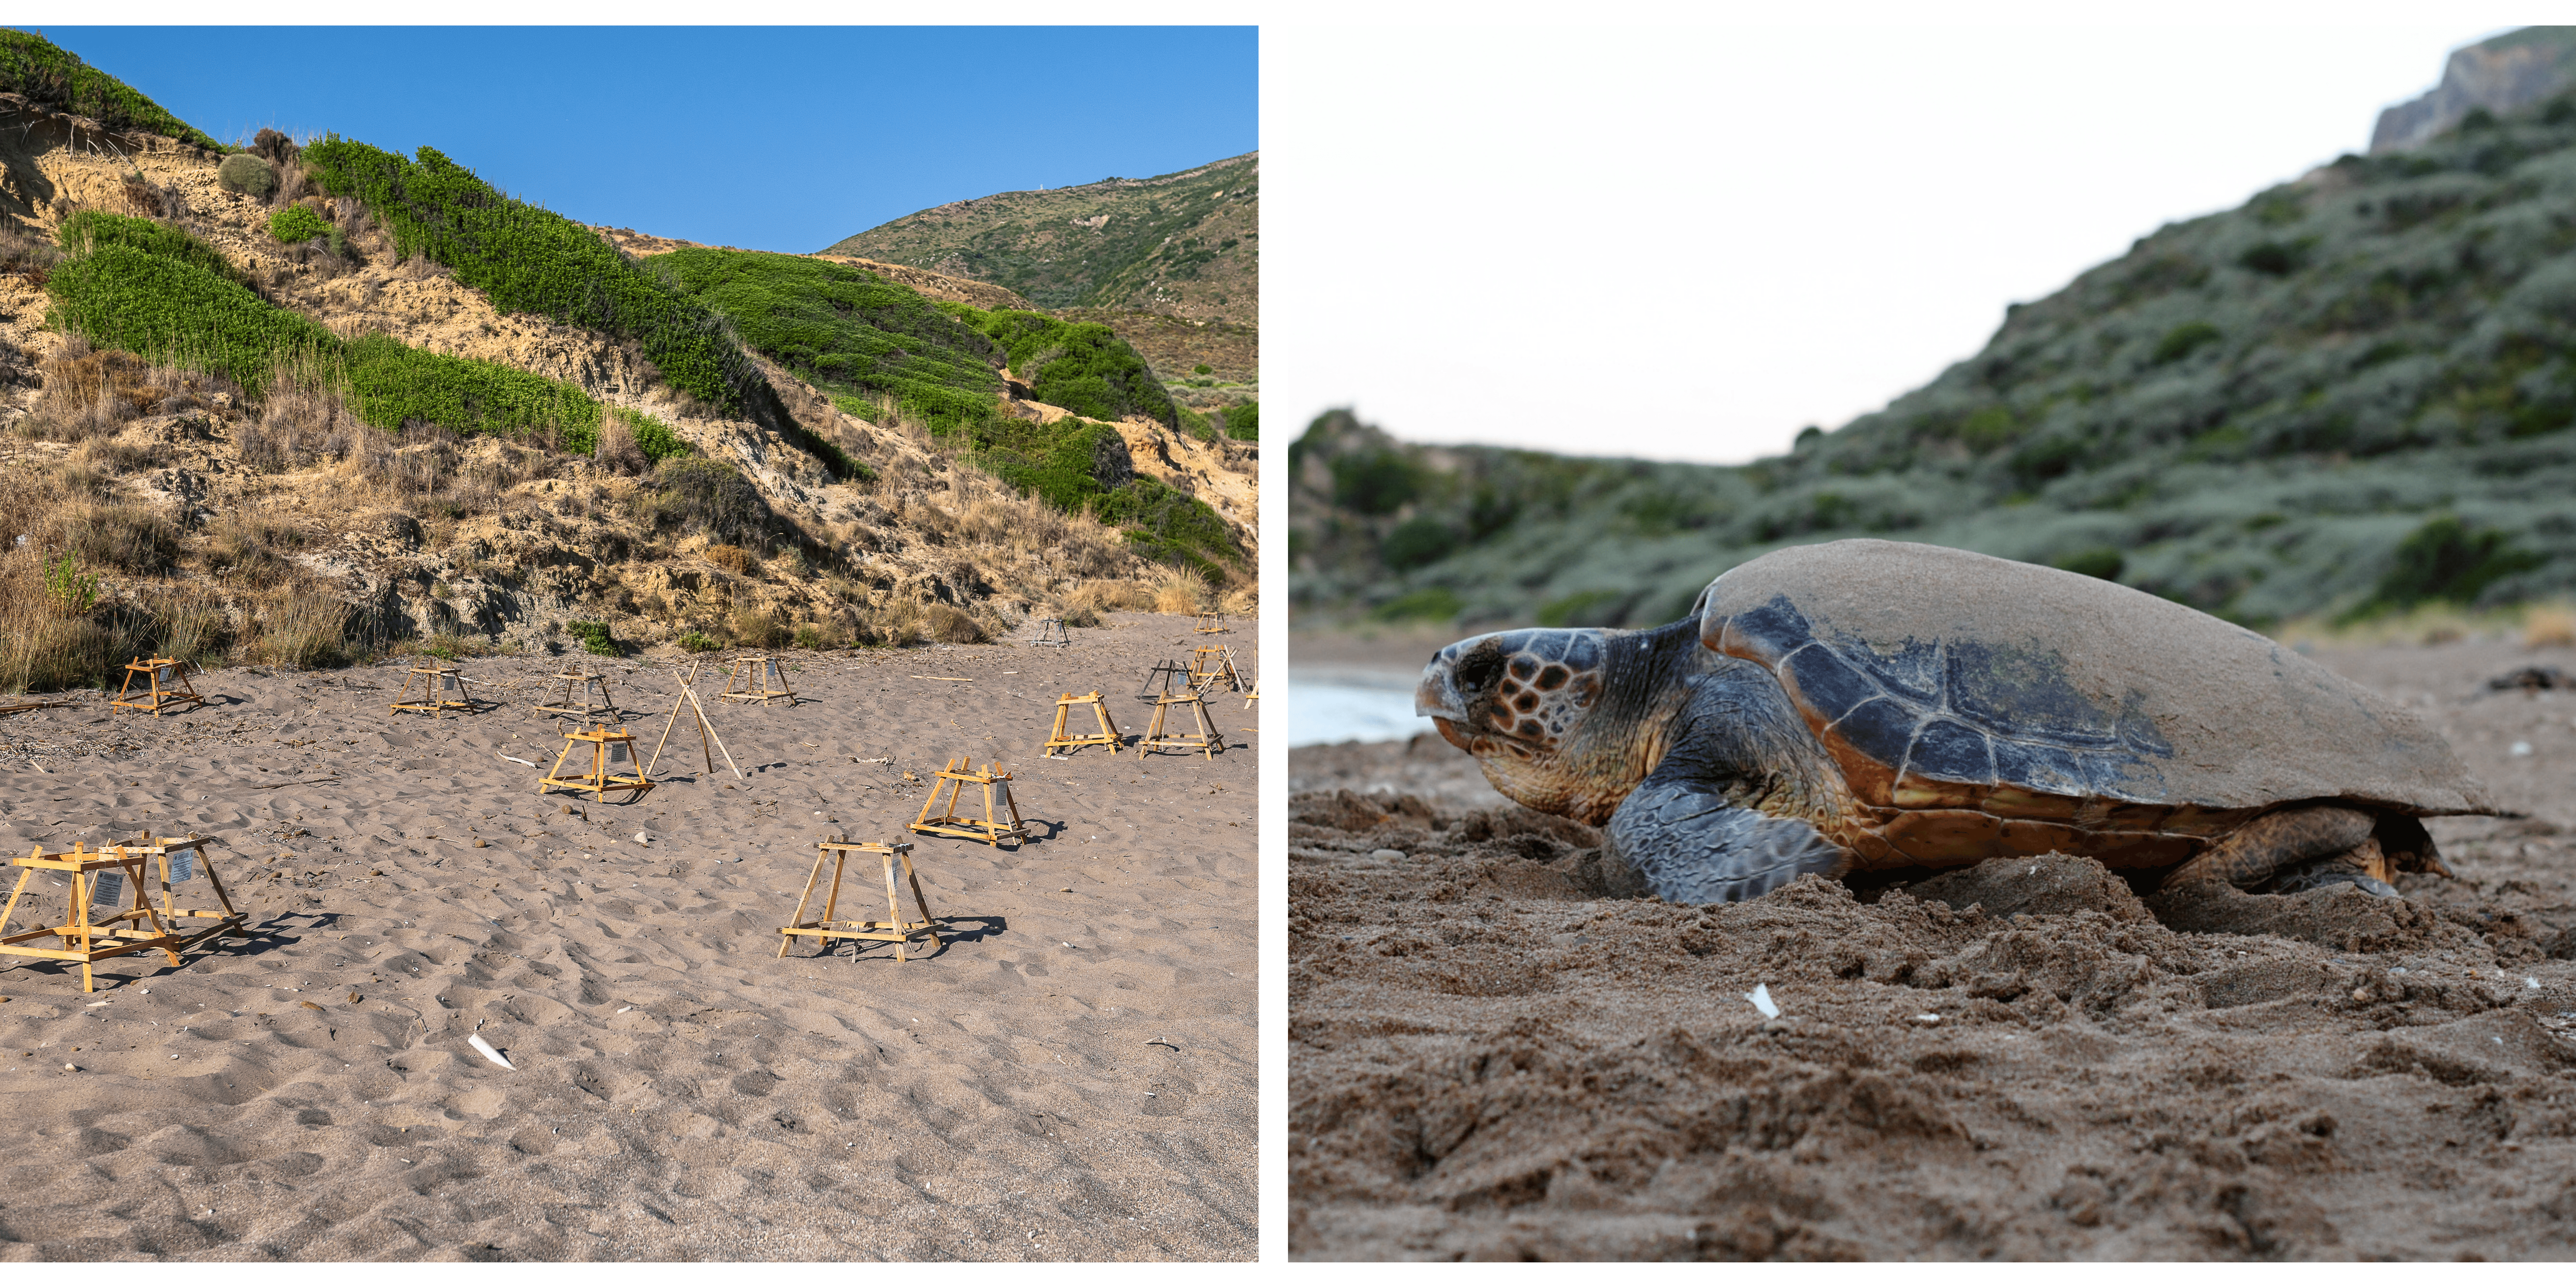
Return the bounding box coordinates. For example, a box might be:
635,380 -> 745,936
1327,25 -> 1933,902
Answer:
1415,539 -> 2498,904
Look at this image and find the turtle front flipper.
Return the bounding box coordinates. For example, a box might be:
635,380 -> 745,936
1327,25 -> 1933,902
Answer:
1608,782 -> 1850,903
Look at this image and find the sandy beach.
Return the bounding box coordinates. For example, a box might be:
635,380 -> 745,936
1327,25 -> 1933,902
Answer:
1291,637 -> 2576,1260
0,611 -> 1258,1261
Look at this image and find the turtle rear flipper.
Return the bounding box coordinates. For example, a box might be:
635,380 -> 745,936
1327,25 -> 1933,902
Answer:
1609,780 -> 1849,904
2161,805 -> 2389,894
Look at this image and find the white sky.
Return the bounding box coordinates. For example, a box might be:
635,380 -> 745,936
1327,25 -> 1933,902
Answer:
1265,22 -> 2525,465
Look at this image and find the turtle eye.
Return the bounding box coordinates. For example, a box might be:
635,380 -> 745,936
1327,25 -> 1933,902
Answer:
1455,653 -> 1504,695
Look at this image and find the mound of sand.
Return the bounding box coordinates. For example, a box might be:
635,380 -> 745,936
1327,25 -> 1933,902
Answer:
0,615 -> 1256,1260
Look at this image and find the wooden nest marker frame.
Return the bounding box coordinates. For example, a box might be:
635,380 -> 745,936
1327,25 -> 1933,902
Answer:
777,837 -> 941,962
111,657 -> 204,718
910,757 -> 1029,847
1042,690 -> 1124,758
1193,610 -> 1229,635
1188,645 -> 1244,693
1029,617 -> 1071,648
0,836 -> 241,992
539,725 -> 654,802
1140,690 -> 1222,760
534,664 -> 617,720
389,660 -> 474,717
719,654 -> 797,706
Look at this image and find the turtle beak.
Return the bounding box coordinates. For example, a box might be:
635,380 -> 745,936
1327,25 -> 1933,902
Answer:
1415,651 -> 1468,723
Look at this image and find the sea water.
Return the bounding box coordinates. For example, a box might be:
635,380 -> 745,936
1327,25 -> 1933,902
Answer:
1288,675 -> 1434,747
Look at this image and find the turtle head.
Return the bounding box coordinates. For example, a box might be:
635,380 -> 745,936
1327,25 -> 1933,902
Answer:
1418,627 -> 1625,818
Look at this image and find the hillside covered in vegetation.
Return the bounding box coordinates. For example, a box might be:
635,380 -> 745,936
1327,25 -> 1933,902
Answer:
822,152 -> 1257,324
0,29 -> 1255,692
1296,90 -> 2576,632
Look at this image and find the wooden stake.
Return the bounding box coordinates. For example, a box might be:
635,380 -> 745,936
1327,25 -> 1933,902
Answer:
647,662 -> 742,779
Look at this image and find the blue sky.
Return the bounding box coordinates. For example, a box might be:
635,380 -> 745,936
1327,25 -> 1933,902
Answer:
34,26 -> 1257,253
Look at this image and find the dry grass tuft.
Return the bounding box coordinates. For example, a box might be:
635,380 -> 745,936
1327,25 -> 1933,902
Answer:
703,544 -> 752,574
1219,581 -> 1258,617
57,502 -> 179,573
2523,603 -> 2576,648
926,603 -> 987,644
250,588 -> 353,669
729,607 -> 787,648
1151,566 -> 1210,615
594,413 -> 648,476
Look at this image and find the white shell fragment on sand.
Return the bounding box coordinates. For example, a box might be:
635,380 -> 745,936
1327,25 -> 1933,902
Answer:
1370,849 -> 1406,862
1746,983 -> 1781,1019
1914,1013 -> 1942,1025
635,832 -> 651,845
468,1034 -> 515,1070
500,754 -> 537,767
2512,742 -> 2533,757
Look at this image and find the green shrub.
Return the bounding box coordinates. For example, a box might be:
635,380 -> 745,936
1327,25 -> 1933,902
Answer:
1332,449 -> 1420,515
1223,401 -> 1257,441
44,553 -> 100,617
616,409 -> 690,462
47,243 -> 337,394
1537,588 -> 1631,628
1370,587 -> 1462,622
1093,476 -> 1242,578
792,623 -> 834,650
653,248 -> 1001,435
1193,363 -> 1212,375
2150,322 -> 2223,366
216,152 -> 275,196
966,417 -> 1123,512
2358,515 -> 2546,615
341,332 -> 604,449
944,305 -> 1177,428
268,204 -> 330,244
1177,405 -> 1215,442
2238,240 -> 2308,276
1382,515 -> 1455,570
677,630 -> 722,653
2053,547 -> 2125,581
565,620 -> 621,656
0,31 -> 222,149
58,211 -> 241,283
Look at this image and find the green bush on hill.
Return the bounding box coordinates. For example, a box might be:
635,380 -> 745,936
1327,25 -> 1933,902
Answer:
1222,401 -> 1257,441
217,153 -> 275,197
268,205 -> 330,244
651,248 -> 1003,434
0,30 -> 221,150
954,413 -> 1241,577
1094,475 -> 1240,581
300,138 -> 855,479
47,214 -> 690,461
941,304 -> 1177,428
59,210 -> 245,285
